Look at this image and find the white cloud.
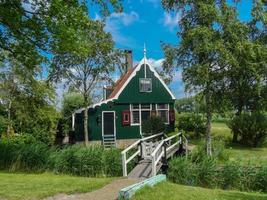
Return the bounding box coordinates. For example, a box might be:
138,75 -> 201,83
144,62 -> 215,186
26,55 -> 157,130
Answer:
160,12 -> 181,31
108,11 -> 139,26
147,58 -> 164,69
95,11 -> 140,48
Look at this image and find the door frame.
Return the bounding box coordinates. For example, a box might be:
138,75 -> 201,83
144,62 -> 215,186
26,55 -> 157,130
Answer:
102,111 -> 116,138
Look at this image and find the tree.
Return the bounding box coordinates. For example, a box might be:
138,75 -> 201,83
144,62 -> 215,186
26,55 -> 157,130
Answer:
0,0 -> 122,144
162,0 -> 227,155
50,16 -> 118,145
0,55 -> 59,145
219,1 -> 267,142
0,0 -> 122,70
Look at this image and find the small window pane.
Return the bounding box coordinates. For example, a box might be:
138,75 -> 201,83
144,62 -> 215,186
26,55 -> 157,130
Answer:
158,110 -> 168,123
132,111 -> 140,124
141,104 -> 151,110
139,78 -> 152,92
157,104 -> 168,109
132,104 -> 139,109
124,113 -> 129,122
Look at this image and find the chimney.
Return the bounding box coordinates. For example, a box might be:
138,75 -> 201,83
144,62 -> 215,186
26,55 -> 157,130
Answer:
125,50 -> 133,73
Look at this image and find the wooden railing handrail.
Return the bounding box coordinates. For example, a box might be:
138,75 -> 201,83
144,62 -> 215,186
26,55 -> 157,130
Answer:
121,132 -> 165,177
150,132 -> 183,176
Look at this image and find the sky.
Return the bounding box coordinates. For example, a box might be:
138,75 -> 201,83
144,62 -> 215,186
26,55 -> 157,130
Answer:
89,0 -> 254,99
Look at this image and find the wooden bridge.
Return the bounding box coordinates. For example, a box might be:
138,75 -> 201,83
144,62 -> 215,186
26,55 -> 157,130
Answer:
121,132 -> 188,178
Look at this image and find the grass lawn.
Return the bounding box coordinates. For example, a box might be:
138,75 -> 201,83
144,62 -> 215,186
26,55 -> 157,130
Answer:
186,122 -> 267,165
0,172 -> 114,200
132,182 -> 267,200
226,145 -> 267,165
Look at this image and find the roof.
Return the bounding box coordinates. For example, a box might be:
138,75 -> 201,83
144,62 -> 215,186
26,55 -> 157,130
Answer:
107,65 -> 137,99
74,57 -> 176,114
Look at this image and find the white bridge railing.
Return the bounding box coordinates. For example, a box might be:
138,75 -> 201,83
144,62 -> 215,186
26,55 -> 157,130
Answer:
151,132 -> 187,176
121,132 -> 164,177
121,132 -> 188,177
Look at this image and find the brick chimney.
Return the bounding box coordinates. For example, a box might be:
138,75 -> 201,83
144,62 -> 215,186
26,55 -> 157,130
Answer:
125,50 -> 133,73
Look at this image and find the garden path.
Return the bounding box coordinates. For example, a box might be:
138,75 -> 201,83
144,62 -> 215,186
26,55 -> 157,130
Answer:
44,178 -> 141,200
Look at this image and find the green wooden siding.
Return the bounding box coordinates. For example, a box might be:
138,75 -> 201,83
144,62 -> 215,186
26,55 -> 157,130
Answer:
118,64 -> 174,103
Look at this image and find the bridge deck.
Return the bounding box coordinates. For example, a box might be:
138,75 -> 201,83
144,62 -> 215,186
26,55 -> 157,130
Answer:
128,146 -> 180,179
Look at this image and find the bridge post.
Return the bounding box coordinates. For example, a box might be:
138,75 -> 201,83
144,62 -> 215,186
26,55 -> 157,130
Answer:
122,152 -> 127,177
138,141 -> 143,161
162,141 -> 168,174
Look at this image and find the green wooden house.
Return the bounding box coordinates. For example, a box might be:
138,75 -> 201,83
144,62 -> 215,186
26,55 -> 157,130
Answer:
72,52 -> 176,148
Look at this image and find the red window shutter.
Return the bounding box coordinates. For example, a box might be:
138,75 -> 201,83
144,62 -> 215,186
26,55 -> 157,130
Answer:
169,109 -> 175,122
122,110 -> 131,126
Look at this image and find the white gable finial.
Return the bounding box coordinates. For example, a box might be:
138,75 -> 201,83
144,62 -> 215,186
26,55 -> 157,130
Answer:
143,43 -> 146,58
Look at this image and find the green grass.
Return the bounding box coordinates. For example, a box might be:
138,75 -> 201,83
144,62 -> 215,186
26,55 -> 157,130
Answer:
226,144 -> 267,165
0,172 -> 114,200
211,122 -> 232,141
187,122 -> 267,165
132,182 -> 267,200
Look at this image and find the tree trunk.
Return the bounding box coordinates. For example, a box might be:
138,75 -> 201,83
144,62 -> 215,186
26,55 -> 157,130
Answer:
83,107 -> 89,146
205,89 -> 212,156
232,104 -> 242,143
7,100 -> 12,138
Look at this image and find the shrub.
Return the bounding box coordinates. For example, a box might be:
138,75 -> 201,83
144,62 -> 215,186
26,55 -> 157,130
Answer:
177,113 -> 205,138
142,116 -> 165,136
168,153 -> 267,192
0,139 -> 50,172
228,112 -> 267,147
252,166 -> 267,192
0,139 -> 122,177
218,161 -> 242,190
103,148 -> 122,177
168,157 -> 198,186
48,145 -> 122,177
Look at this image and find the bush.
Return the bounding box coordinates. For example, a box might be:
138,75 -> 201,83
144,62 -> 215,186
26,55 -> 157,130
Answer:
0,138 -> 50,172
168,157 -> 197,186
0,139 -> 122,177
48,145 -> 122,177
168,150 -> 267,192
177,113 -> 205,138
142,116 -> 165,136
228,112 -> 267,147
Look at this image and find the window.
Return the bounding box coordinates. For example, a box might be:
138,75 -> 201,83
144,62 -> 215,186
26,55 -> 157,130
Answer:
169,109 -> 175,122
139,78 -> 152,92
132,111 -> 140,124
141,104 -> 151,110
130,104 -> 152,125
156,104 -> 169,124
131,104 -> 140,125
158,110 -> 168,123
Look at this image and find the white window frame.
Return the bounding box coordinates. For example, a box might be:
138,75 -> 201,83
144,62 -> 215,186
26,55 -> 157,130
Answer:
130,104 -> 152,126
130,104 -> 140,126
139,78 -> 152,93
156,104 -> 169,124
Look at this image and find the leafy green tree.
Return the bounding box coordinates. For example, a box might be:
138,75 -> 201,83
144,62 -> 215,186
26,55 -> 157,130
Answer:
62,92 -> 85,119
50,16 -> 119,145
219,1 -> 267,142
162,0 -> 228,155
0,0 -> 122,144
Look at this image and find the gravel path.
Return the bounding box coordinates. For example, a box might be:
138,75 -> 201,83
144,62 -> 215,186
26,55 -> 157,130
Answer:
44,178 -> 141,200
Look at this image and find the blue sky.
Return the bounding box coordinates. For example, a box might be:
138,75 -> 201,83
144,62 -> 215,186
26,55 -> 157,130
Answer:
91,0 -> 253,99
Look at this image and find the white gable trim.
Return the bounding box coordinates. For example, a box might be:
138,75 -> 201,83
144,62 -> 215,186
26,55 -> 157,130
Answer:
113,57 -> 176,100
